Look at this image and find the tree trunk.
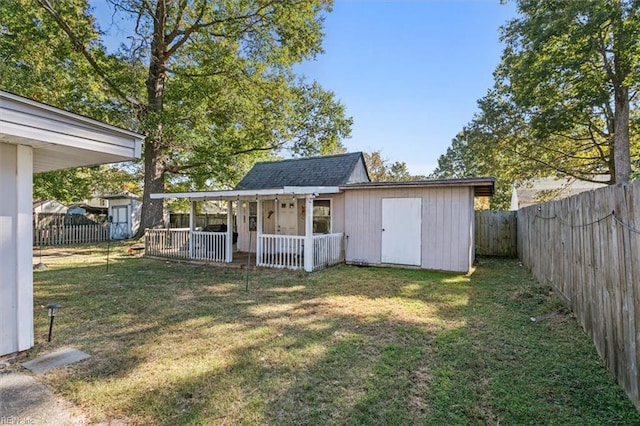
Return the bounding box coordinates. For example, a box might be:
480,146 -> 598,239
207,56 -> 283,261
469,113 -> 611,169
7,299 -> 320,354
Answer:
136,139 -> 166,238
134,0 -> 167,238
613,84 -> 631,184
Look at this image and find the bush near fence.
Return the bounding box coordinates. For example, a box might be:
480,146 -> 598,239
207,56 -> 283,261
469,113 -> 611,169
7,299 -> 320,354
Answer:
518,180 -> 640,410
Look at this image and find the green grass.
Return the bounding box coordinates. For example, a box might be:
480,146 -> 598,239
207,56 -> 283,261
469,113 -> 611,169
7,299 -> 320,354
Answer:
30,244 -> 640,425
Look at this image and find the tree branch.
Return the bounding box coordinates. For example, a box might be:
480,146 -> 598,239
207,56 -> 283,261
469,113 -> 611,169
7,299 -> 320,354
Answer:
37,0 -> 142,108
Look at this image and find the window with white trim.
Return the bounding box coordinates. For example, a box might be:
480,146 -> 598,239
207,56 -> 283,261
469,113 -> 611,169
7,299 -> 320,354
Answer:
313,199 -> 331,233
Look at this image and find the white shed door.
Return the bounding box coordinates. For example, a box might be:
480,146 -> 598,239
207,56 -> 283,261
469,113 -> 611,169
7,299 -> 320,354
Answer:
381,198 -> 421,266
111,206 -> 129,239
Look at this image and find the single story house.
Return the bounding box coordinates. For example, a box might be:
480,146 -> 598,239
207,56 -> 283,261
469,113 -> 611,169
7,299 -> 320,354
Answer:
33,199 -> 68,214
149,153 -> 494,273
0,90 -> 142,357
102,191 -> 142,239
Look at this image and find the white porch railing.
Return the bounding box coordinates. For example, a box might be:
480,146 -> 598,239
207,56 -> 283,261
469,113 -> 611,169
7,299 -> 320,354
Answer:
191,231 -> 227,262
145,229 -> 190,259
145,229 -> 230,262
313,233 -> 344,271
257,234 -> 305,270
256,233 -> 344,271
145,229 -> 343,271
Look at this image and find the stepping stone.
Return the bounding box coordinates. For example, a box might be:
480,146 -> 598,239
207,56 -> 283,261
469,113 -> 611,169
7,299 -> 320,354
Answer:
22,347 -> 90,374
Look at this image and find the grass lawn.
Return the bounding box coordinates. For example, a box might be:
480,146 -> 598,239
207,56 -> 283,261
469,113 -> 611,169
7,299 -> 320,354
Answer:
30,243 -> 639,425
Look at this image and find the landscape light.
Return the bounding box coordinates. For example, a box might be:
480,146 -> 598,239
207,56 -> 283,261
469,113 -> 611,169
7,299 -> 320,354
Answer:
46,303 -> 62,342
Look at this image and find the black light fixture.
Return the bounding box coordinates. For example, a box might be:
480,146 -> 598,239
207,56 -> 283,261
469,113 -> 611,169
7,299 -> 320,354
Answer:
46,303 -> 62,342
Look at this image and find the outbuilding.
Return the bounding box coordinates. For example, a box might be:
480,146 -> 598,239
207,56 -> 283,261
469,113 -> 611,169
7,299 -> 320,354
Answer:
0,91 -> 142,357
149,153 -> 494,274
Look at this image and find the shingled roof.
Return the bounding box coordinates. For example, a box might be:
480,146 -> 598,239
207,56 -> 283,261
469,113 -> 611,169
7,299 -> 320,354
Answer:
235,152 -> 369,190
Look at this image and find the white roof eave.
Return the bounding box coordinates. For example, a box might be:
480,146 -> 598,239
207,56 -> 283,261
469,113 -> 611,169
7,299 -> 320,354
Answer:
151,186 -> 342,201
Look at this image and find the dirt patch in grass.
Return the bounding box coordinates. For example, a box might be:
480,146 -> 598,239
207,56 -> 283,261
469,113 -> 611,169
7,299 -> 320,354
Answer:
30,247 -> 640,425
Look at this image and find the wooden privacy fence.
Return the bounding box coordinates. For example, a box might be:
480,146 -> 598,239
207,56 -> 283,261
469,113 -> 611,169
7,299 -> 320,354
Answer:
475,210 -> 517,257
518,180 -> 640,410
34,224 -> 109,246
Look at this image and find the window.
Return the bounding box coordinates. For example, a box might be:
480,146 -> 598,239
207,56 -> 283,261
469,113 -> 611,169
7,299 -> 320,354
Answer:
313,199 -> 331,233
248,202 -> 257,231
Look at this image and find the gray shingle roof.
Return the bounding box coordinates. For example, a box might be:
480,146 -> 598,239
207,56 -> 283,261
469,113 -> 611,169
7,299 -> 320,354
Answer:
235,152 -> 367,190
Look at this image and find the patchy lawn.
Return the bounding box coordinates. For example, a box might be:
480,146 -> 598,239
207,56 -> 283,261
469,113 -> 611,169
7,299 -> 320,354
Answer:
30,244 -> 639,425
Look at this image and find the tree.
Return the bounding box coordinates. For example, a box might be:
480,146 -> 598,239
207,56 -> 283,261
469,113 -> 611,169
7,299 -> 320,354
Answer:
433,0 -> 640,208
363,151 -> 416,182
33,165 -> 140,203
499,0 -> 640,183
1,0 -> 351,235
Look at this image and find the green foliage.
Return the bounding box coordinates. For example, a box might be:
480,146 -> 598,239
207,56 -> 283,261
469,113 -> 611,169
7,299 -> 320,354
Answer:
33,165 -> 140,203
363,150 -> 418,182
433,0 -> 640,208
1,0 -> 352,229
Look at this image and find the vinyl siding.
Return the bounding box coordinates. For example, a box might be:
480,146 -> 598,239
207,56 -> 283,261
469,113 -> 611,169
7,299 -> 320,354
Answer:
344,186 -> 474,272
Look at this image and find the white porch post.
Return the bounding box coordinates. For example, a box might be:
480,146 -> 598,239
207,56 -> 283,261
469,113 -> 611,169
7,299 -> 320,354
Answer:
304,196 -> 314,272
225,200 -> 233,263
256,198 -> 263,264
16,146 -> 33,352
0,144 -> 34,356
189,200 -> 196,259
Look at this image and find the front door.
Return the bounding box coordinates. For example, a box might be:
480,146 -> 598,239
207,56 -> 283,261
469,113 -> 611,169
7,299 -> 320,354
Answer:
277,200 -> 297,235
381,198 -> 421,266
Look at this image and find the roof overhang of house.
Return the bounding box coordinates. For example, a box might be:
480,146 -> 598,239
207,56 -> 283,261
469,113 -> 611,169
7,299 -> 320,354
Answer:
152,186 -> 342,202
0,91 -> 143,172
340,177 -> 496,197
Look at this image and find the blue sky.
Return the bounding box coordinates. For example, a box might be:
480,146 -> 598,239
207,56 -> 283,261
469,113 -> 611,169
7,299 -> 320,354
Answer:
93,1 -> 517,176
296,1 -> 517,175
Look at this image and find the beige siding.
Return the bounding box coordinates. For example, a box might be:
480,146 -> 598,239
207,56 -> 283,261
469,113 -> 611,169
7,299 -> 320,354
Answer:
344,186 -> 474,272
263,200 -> 276,234
297,194 -> 345,234
347,159 -> 370,183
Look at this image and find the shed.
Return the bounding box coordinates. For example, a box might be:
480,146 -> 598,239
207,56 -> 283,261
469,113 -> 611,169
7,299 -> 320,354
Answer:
0,91 -> 142,357
102,191 -> 142,239
342,179 -> 494,272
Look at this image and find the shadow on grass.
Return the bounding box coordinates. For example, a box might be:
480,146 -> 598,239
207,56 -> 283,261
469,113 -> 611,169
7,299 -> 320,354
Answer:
32,253 -> 640,425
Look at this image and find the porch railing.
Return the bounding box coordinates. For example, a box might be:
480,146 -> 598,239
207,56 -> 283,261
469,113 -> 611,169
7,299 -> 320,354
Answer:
313,233 -> 344,271
145,229 -> 230,262
145,229 -> 343,271
257,233 -> 344,271
257,234 -> 305,270
145,228 -> 190,259
192,231 -> 227,262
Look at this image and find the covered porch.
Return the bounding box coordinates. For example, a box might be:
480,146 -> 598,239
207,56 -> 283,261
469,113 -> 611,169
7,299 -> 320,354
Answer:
148,187 -> 345,272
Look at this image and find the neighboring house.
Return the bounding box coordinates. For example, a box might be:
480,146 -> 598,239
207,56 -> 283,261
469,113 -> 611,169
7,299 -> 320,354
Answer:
150,152 -> 494,274
68,197 -> 109,216
0,90 -> 142,357
102,191 -> 142,239
510,176 -> 609,210
33,199 -> 68,214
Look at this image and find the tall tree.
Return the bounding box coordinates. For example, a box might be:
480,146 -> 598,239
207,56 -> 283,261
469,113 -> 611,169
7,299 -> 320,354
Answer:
499,0 -> 640,183
1,0 -> 351,235
433,0 -> 640,208
363,151 -> 416,182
